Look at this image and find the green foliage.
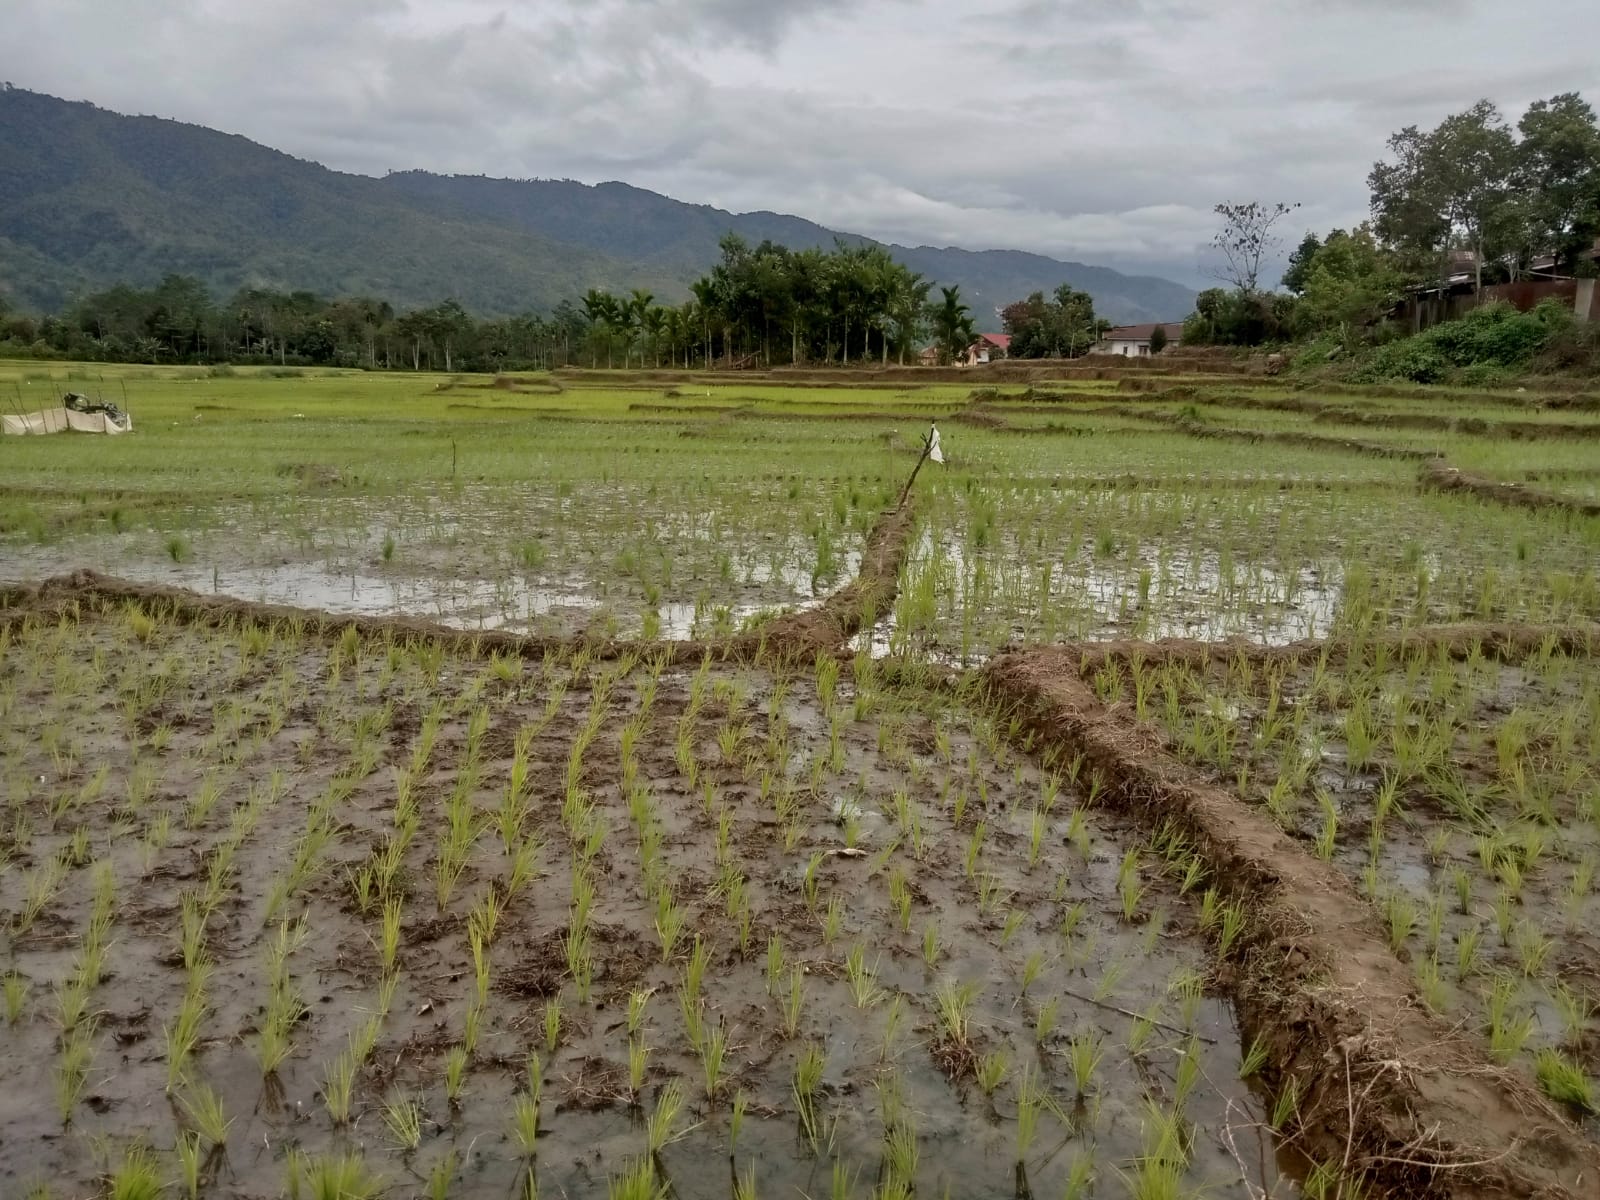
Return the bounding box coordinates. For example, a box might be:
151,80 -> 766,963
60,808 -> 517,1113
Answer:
1000,285 -> 1103,358
1182,287 -> 1297,347
1280,231 -> 1322,293
930,284 -> 977,364
1353,300 -> 1571,382
1299,226 -> 1406,347
0,87 -> 1193,356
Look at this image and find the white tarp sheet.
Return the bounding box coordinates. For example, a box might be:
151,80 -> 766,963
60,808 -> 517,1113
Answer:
2,407 -> 132,435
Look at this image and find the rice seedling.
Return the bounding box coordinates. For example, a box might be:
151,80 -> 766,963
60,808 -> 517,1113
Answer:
1512,921 -> 1553,977
106,1145 -> 164,1200
1066,1027 -> 1104,1097
765,935 -> 786,996
1534,1048 -> 1597,1113
1486,975 -> 1535,1063
976,1049 -> 1009,1097
607,1159 -> 667,1200
382,1094 -> 424,1152
175,1130 -> 204,1200
289,1150 -> 384,1200
180,1080 -> 233,1148
887,868 -> 913,931
55,1024 -> 94,1123
629,1036 -> 650,1102
1015,1061 -> 1049,1166
793,1042 -> 826,1147
323,1048 -> 357,1124
781,966 -> 805,1039
1383,891 -> 1417,953
844,943 -> 884,1008
1270,1076 -> 1301,1132
701,1020 -> 729,1100
647,1078 -> 695,1154
163,977 -> 208,1091
378,896 -> 403,976
1455,925 -> 1482,981
544,995 -> 562,1055
963,821 -> 986,877
1550,981 -> 1595,1050
445,1044 -> 470,1107
3,972 -> 27,1023
821,893 -> 846,944
511,1090 -> 542,1157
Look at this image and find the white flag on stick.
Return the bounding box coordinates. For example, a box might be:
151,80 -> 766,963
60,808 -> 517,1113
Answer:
928,423 -> 944,464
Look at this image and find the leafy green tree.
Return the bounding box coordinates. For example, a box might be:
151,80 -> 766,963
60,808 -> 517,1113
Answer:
1370,99 -> 1518,294
1000,285 -> 1100,358
1299,225 -> 1405,348
1281,232 -> 1322,293
1182,287 -> 1295,347
1518,93 -> 1600,276
1147,324 -> 1168,355
1369,124 -> 1453,284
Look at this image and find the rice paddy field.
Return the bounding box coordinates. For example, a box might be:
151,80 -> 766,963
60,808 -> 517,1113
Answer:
3,356 -> 1600,1200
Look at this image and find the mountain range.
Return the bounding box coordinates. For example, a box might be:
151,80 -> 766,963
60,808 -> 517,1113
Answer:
0,86 -> 1196,326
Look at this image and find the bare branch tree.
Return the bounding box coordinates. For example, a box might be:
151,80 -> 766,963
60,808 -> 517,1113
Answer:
1210,201 -> 1300,293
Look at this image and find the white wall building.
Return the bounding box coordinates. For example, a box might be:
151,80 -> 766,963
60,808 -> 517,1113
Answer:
1092,322 -> 1184,357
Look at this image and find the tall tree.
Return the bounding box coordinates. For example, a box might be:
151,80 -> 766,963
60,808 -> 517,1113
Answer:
1370,100 -> 1518,294
1431,100 -> 1518,294
929,285 -> 975,364
1299,225 -> 1405,348
1518,93 -> 1600,276
1281,232 -> 1322,293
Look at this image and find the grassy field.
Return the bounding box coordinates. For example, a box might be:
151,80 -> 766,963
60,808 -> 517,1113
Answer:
3,358 -> 1600,1199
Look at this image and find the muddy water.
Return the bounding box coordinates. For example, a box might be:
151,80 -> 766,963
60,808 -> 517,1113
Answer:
867,528 -> 1341,667
0,609 -> 1283,1197
1129,649 -> 1600,1136
0,535 -> 862,641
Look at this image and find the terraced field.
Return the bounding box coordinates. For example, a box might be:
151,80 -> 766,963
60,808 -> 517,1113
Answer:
2,356 -> 1598,1199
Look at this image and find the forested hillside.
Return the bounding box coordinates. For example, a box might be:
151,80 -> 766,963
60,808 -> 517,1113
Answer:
0,86 -> 1193,323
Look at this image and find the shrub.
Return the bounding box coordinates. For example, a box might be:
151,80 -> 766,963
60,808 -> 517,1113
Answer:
1353,299 -> 1575,383
1355,339 -> 1448,384
1533,318 -> 1600,373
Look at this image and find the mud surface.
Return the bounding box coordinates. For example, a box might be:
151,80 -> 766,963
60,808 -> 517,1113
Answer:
0,603 -> 1272,1198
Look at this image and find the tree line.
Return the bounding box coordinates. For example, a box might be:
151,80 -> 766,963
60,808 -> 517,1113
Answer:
0,234 -> 1071,370
1187,91 -> 1600,353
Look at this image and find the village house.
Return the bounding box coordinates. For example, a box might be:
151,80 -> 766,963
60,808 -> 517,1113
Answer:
1395,238 -> 1600,331
1091,322 -> 1184,357
959,333 -> 1010,366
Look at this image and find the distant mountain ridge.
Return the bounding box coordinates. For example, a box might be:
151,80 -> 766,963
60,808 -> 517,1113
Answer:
0,86 -> 1196,324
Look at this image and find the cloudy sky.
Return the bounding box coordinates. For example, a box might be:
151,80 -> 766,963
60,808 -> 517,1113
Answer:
10,0 -> 1598,285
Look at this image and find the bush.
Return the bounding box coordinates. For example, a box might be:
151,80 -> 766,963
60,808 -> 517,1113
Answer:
1351,299 -> 1575,383
1355,339 -> 1449,384
1532,318 -> 1600,373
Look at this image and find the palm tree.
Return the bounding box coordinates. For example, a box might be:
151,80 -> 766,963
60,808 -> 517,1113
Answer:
626,289 -> 654,368
581,289 -> 618,368
930,285 -> 976,364
690,280 -> 717,367
641,305 -> 668,367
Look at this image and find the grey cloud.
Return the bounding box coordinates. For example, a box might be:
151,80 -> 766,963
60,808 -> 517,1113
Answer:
7,0 -> 1595,285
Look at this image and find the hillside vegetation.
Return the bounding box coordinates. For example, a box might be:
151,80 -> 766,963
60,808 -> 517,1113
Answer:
0,87 -> 1194,324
